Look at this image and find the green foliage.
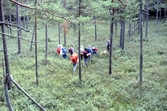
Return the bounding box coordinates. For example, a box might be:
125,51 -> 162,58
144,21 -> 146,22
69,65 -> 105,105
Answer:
0,19 -> 167,111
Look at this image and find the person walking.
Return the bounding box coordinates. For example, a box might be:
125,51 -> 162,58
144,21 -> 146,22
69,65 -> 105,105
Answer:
83,48 -> 90,66
60,45 -> 67,59
80,45 -> 84,60
68,44 -> 74,55
106,39 -> 110,52
70,53 -> 79,72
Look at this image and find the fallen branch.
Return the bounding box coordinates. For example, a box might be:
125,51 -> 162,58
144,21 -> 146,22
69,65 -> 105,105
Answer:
9,75 -> 46,111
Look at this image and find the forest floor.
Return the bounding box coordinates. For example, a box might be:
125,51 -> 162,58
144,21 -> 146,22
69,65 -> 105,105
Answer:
0,20 -> 167,111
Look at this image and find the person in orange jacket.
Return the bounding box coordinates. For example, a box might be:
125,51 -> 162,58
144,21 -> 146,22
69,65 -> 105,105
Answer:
70,53 -> 79,72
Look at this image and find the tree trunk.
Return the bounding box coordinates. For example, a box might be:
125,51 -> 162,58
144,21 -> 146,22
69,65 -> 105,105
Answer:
109,6 -> 114,75
82,22 -> 84,33
163,8 -> 166,23
120,20 -> 125,50
145,3 -> 149,38
0,0 -> 13,110
9,14 -> 12,34
78,0 -> 82,81
139,0 -> 143,84
58,21 -> 61,44
156,0 -> 159,24
128,23 -> 131,38
63,34 -> 66,46
16,0 -> 21,54
45,24 -> 48,60
29,24 -> 35,51
35,0 -> 38,85
94,16 -> 97,40
115,21 -> 117,37
120,21 -> 123,47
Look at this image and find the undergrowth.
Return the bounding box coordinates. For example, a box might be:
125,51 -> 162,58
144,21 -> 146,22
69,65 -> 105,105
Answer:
0,20 -> 167,111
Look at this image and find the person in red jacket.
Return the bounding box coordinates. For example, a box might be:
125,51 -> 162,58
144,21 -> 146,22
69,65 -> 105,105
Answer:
70,53 -> 79,72
56,44 -> 62,55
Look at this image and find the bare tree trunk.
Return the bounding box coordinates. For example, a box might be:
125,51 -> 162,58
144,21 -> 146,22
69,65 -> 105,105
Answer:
120,20 -> 125,50
156,0 -> 159,24
63,34 -> 66,46
29,24 -> 35,51
163,8 -> 166,23
58,21 -> 61,44
120,21 -> 123,47
139,0 -> 143,84
115,21 -> 117,37
45,24 -> 48,60
145,3 -> 149,38
128,23 -> 131,38
109,5 -> 114,75
78,0 -> 82,81
0,0 -> 13,110
94,16 -> 97,40
35,0 -> 38,85
16,0 -> 21,54
9,13 -> 12,34
82,22 -> 84,33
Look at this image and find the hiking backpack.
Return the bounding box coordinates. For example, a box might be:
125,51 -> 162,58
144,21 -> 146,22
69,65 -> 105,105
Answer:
62,48 -> 67,53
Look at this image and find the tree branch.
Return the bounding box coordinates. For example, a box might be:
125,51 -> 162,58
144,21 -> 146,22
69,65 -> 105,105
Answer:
117,0 -> 127,6
0,32 -> 38,43
9,0 -> 35,9
0,21 -> 32,33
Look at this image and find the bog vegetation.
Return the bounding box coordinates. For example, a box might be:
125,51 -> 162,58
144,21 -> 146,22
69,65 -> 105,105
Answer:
0,19 -> 167,111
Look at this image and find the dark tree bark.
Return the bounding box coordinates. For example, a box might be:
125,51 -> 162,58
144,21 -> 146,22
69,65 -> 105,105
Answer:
35,0 -> 38,85
0,0 -> 13,110
128,23 -> 131,38
16,0 -> 21,54
45,24 -> 48,60
163,8 -> 166,23
78,0 -> 82,81
29,24 -> 35,51
120,21 -> 123,47
94,16 -> 97,40
139,0 -> 143,84
156,0 -> 159,24
63,34 -> 66,46
119,20 -> 125,50
145,3 -> 149,38
122,21 -> 125,50
115,21 -> 117,37
82,22 -> 84,33
58,21 -> 61,44
73,23 -> 76,33
9,13 -> 12,34
109,5 -> 114,75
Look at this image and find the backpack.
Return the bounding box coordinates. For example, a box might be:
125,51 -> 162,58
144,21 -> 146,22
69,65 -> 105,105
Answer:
95,47 -> 98,52
62,48 -> 67,53
68,48 -> 73,54
70,54 -> 78,64
56,48 -> 61,55
87,48 -> 92,54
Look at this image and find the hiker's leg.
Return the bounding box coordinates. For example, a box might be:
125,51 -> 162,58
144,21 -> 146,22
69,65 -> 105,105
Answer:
73,64 -> 77,72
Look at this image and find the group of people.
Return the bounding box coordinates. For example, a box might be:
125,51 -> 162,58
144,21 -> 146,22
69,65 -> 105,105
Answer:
55,39 -> 110,73
55,44 -> 98,72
